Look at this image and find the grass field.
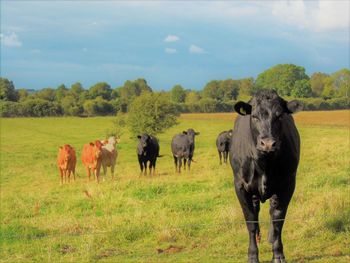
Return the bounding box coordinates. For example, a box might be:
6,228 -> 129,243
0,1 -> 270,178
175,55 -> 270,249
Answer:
1,110 -> 349,262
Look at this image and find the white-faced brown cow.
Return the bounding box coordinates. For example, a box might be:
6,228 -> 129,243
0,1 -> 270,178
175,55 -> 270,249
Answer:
101,136 -> 119,180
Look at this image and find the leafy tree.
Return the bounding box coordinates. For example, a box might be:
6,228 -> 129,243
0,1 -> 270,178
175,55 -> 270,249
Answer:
238,78 -> 254,95
330,68 -> 350,97
202,80 -> 222,100
0,78 -> 19,101
70,82 -> 84,100
61,95 -> 83,116
35,88 -> 56,101
321,85 -> 336,99
255,64 -> 309,96
21,99 -> 62,116
83,97 -> 115,116
291,79 -> 312,98
56,84 -> 68,101
220,79 -> 239,100
88,82 -> 112,100
310,72 -> 328,97
185,91 -> 201,104
128,92 -> 179,137
170,84 -> 186,103
17,89 -> 29,101
198,98 -> 218,112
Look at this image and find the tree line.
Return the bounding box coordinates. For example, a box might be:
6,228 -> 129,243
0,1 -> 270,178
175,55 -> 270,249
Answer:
1,64 -> 349,117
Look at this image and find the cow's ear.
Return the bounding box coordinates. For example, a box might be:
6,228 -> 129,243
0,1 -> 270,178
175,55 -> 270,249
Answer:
286,100 -> 303,114
137,135 -> 141,139
59,146 -> 62,149
234,101 -> 252,115
195,132 -> 200,135
182,131 -> 187,135
89,142 -> 94,146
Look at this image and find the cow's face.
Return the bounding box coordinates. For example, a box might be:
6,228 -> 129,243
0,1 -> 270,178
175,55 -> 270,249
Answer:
93,141 -> 103,160
183,129 -> 200,144
62,145 -> 73,168
137,134 -> 151,155
226,130 -> 233,141
235,90 -> 302,153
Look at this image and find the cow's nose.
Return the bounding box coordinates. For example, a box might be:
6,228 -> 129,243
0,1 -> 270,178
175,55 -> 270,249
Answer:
259,138 -> 276,152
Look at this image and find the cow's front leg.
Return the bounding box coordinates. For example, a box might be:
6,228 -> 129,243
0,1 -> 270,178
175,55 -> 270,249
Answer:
234,183 -> 260,263
143,161 -> 147,175
268,188 -> 294,263
183,159 -> 187,170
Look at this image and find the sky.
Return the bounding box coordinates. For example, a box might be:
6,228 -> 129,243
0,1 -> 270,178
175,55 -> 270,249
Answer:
0,0 -> 349,91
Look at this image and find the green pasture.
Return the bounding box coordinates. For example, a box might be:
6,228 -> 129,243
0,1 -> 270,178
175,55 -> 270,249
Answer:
0,111 -> 349,262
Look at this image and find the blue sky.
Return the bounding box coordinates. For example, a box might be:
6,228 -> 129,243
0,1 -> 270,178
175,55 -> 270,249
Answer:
1,0 -> 349,90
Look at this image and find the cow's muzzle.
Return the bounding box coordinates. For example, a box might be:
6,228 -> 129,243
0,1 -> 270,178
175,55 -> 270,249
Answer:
257,138 -> 277,152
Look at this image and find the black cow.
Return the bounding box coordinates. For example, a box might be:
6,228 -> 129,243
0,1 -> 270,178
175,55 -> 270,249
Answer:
216,129 -> 232,164
230,90 -> 302,263
137,134 -> 160,175
171,128 -> 200,173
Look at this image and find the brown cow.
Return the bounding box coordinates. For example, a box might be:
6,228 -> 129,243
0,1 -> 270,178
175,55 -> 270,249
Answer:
81,140 -> 103,182
57,144 -> 76,184
101,136 -> 119,180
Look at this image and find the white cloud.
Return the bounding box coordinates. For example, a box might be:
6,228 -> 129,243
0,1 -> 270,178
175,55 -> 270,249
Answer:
0,32 -> 22,47
164,34 -> 180,42
189,44 -> 205,54
165,48 -> 177,54
270,0 -> 349,32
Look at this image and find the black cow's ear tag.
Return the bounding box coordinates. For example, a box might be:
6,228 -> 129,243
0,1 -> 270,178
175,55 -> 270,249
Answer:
234,102 -> 252,116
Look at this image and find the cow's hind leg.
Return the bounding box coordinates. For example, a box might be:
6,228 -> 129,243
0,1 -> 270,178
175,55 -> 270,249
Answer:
218,151 -> 222,165
224,151 -> 228,164
183,159 -> 187,170
59,169 -> 64,185
234,183 -> 260,263
178,157 -> 182,173
111,164 -> 115,180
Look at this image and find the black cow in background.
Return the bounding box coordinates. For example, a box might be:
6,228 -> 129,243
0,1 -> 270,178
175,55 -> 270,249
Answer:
230,90 -> 302,263
171,128 -> 200,173
216,129 -> 232,164
137,134 -> 160,175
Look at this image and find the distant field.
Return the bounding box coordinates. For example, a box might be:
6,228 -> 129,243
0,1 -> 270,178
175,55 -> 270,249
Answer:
1,110 -> 349,262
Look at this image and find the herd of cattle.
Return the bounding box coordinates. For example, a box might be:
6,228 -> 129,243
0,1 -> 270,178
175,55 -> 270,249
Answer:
57,127 -> 222,183
56,90 -> 302,263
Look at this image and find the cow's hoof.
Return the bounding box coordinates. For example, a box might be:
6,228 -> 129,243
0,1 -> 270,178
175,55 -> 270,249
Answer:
272,258 -> 286,263
248,258 -> 259,263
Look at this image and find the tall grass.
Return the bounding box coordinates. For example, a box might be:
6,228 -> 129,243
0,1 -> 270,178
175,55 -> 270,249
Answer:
0,111 -> 349,262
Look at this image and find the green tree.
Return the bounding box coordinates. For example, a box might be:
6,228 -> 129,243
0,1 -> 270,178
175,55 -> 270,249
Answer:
220,79 -> 239,100
202,80 -> 222,100
185,91 -> 201,104
310,72 -> 328,97
0,78 -> 19,101
61,95 -> 83,116
331,68 -> 350,97
255,64 -> 309,96
170,84 -> 186,103
56,84 -> 68,101
35,88 -> 56,101
17,89 -> 29,101
291,79 -> 312,98
128,92 -> 179,136
238,78 -> 254,95
89,82 -> 112,100
70,82 -> 84,100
